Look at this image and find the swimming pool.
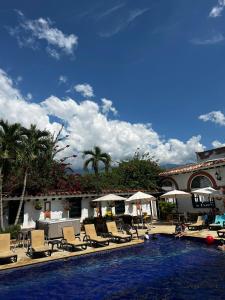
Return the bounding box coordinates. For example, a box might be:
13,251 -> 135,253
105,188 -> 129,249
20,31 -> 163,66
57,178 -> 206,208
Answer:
0,235 -> 225,299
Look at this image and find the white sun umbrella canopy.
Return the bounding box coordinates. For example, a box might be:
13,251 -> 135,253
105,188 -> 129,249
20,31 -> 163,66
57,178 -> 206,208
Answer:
126,191 -> 156,218
192,187 -> 218,195
126,191 -> 156,202
92,194 -> 127,202
160,190 -> 191,198
160,189 -> 191,211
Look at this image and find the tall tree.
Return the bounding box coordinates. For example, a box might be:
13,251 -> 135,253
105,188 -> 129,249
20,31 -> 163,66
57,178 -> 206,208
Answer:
83,146 -> 111,175
0,120 -> 22,230
14,125 -> 50,225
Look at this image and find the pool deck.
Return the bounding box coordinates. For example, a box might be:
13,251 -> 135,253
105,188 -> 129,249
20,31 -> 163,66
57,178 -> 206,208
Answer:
0,237 -> 144,271
0,224 -> 222,271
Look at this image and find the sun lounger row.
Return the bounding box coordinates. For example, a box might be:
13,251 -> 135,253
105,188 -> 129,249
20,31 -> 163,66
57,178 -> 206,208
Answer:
187,214 -> 225,231
0,221 -> 136,264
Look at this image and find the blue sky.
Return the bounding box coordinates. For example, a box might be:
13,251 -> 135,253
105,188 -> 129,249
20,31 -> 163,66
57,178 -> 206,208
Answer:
0,0 -> 225,167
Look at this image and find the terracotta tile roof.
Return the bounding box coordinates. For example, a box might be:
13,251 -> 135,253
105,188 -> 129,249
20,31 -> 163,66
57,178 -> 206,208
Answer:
159,158 -> 225,176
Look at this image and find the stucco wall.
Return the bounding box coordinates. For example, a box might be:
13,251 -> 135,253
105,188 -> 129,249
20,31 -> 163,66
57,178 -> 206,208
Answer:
22,199 -> 68,228
170,166 -> 225,191
162,165 -> 225,214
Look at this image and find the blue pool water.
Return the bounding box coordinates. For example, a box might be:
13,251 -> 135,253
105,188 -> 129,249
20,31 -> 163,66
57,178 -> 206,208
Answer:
1,236 -> 225,300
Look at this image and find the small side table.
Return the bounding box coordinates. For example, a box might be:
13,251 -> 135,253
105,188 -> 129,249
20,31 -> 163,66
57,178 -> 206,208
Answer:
48,240 -> 62,251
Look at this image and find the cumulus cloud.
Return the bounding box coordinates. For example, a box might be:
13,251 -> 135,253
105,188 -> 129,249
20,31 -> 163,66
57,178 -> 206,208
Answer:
8,11 -> 78,59
0,67 -> 206,168
74,83 -> 94,97
199,111 -> 225,126
212,140 -> 225,148
209,0 -> 225,17
101,98 -> 118,116
26,93 -> 32,101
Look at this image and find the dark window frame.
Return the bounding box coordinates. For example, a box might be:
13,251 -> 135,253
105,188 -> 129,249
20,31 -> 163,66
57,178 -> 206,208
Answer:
192,194 -> 215,209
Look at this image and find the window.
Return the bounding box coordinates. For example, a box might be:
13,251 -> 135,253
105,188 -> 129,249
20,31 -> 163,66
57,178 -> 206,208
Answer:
69,198 -> 81,218
115,200 -> 125,215
191,175 -> 215,208
192,194 -> 215,209
161,179 -> 176,191
191,176 -> 212,189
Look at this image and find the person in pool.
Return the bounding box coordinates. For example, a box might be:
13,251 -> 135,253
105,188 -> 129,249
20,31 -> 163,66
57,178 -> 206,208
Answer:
174,222 -> 186,238
218,239 -> 225,251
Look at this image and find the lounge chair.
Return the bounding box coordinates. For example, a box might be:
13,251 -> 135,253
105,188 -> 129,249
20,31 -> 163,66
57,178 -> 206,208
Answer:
106,221 -> 132,243
62,227 -> 87,251
209,215 -> 225,231
28,230 -> 51,257
217,228 -> 225,237
188,216 -> 205,231
84,224 -> 110,247
0,233 -> 17,263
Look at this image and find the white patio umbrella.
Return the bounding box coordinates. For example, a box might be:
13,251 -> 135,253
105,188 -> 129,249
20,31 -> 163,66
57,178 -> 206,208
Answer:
126,191 -> 156,216
126,192 -> 156,227
160,189 -> 191,211
192,187 -> 218,195
92,194 -> 127,217
126,191 -> 156,202
92,194 -> 127,202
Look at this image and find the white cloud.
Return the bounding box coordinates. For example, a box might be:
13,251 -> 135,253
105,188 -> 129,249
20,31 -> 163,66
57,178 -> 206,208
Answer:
209,0 -> 225,17
8,11 -> 78,59
0,67 -> 206,168
96,3 -> 125,19
59,75 -> 67,84
212,140 -> 225,148
191,33 -> 224,45
199,111 -> 225,126
74,83 -> 94,98
101,98 -> 118,116
99,7 -> 149,38
26,93 -> 32,101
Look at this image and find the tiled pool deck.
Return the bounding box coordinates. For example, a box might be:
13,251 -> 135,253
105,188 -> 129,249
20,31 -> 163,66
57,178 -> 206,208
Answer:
0,224 -> 222,271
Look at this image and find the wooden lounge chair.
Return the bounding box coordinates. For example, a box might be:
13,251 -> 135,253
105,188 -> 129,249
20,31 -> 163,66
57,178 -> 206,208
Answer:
106,221 -> 132,243
187,216 -> 204,231
62,227 -> 87,251
28,230 -> 51,257
84,224 -> 109,247
0,233 -> 17,263
209,215 -> 225,231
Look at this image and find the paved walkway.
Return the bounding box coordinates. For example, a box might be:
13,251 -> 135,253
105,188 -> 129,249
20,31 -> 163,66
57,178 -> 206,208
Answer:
0,224 -> 222,271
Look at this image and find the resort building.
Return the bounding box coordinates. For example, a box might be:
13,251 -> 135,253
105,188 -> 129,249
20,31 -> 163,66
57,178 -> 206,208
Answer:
159,146 -> 225,214
2,191 -> 158,229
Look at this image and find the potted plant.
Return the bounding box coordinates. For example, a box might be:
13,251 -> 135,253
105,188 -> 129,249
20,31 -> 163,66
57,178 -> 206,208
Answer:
64,201 -> 71,211
34,200 -> 42,210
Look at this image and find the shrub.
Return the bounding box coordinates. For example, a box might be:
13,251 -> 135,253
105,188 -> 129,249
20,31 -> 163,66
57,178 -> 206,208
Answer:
0,224 -> 21,239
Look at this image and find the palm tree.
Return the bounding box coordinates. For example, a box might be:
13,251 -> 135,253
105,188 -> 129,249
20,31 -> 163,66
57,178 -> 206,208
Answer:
83,146 -> 111,175
14,125 -> 50,225
0,120 -> 22,230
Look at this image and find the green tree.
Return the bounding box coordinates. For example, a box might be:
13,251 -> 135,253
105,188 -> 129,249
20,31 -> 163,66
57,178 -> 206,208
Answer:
113,151 -> 162,190
0,120 -> 22,230
14,125 -> 50,225
83,146 -> 111,175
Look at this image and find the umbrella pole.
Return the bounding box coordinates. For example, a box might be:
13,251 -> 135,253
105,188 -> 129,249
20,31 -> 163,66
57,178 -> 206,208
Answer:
149,200 -> 153,228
